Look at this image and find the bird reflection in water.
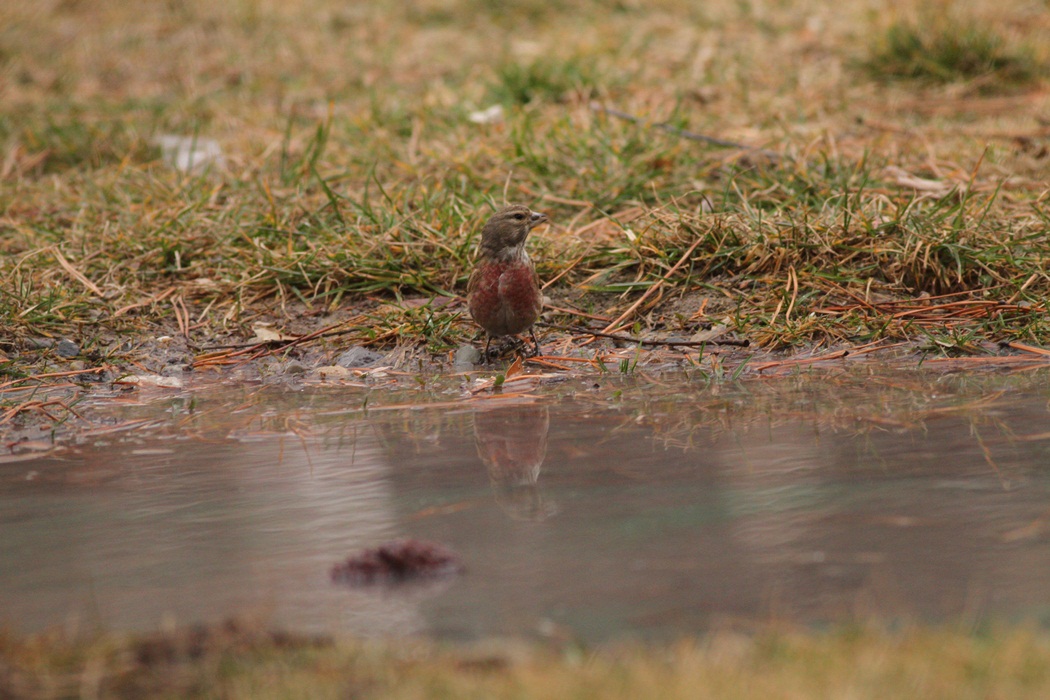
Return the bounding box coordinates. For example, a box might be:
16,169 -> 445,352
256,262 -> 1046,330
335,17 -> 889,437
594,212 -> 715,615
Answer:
472,403 -> 555,521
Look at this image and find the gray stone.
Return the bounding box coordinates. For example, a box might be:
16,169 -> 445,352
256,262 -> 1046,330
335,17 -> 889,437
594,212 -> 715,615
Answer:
454,344 -> 482,369
54,339 -> 80,358
336,346 -> 385,368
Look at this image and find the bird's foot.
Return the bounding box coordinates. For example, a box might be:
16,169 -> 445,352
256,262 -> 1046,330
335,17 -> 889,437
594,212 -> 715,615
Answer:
480,335 -> 524,363
480,336 -> 536,362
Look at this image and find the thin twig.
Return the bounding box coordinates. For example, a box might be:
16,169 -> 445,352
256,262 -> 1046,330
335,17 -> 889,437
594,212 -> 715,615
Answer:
0,366 -> 107,392
544,304 -> 612,323
602,236 -> 706,333
172,295 -> 190,338
540,322 -> 749,348
591,103 -> 780,158
0,398 -> 79,426
113,286 -> 176,318
1006,341 -> 1050,357
193,319 -> 365,366
53,248 -> 104,297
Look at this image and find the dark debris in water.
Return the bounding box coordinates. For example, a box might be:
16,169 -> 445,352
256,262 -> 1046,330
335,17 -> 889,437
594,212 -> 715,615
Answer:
330,539 -> 465,586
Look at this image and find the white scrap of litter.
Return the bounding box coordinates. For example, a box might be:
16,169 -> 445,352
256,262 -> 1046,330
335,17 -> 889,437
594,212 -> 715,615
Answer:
116,374 -> 184,389
153,134 -> 225,172
691,324 -> 728,343
468,105 -> 504,125
251,323 -> 293,342
313,365 -> 352,379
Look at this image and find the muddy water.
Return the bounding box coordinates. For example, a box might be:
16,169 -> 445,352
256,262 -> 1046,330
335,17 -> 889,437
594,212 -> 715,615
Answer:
4,367 -> 1050,642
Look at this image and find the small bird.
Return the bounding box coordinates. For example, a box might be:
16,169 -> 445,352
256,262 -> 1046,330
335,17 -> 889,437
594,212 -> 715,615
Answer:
466,204 -> 549,358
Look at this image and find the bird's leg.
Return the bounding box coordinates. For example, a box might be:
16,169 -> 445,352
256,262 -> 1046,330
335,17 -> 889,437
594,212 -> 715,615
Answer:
482,336 -> 493,363
529,328 -> 542,357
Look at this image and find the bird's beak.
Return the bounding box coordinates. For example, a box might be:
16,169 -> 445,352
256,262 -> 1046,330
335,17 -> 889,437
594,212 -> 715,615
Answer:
529,211 -> 549,229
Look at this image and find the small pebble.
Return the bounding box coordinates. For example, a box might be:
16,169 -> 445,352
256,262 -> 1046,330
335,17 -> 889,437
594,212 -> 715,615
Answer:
117,374 -> 184,389
55,339 -> 80,358
454,344 -> 482,369
336,346 -> 385,368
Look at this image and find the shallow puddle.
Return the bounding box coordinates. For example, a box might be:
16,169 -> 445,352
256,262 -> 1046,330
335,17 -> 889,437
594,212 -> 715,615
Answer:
4,366 -> 1050,643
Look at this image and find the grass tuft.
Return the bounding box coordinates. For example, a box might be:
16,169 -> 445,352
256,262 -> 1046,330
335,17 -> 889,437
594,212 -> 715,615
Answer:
865,16 -> 1042,89
489,56 -> 602,106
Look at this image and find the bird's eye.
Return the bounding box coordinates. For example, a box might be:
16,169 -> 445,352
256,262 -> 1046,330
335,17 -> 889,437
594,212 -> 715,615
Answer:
513,213 -> 525,220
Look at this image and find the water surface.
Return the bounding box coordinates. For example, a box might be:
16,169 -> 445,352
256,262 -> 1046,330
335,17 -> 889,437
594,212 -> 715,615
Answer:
4,367 -> 1050,642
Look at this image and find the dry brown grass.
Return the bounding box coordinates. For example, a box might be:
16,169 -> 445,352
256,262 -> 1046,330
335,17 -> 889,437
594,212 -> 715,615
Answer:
4,620 -> 1050,699
1,0 -> 1048,366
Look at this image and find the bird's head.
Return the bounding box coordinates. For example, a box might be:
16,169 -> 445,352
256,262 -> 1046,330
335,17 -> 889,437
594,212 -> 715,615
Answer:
478,204 -> 548,261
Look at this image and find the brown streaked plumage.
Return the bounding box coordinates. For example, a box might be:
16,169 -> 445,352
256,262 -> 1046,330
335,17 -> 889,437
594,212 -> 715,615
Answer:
466,204 -> 548,358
